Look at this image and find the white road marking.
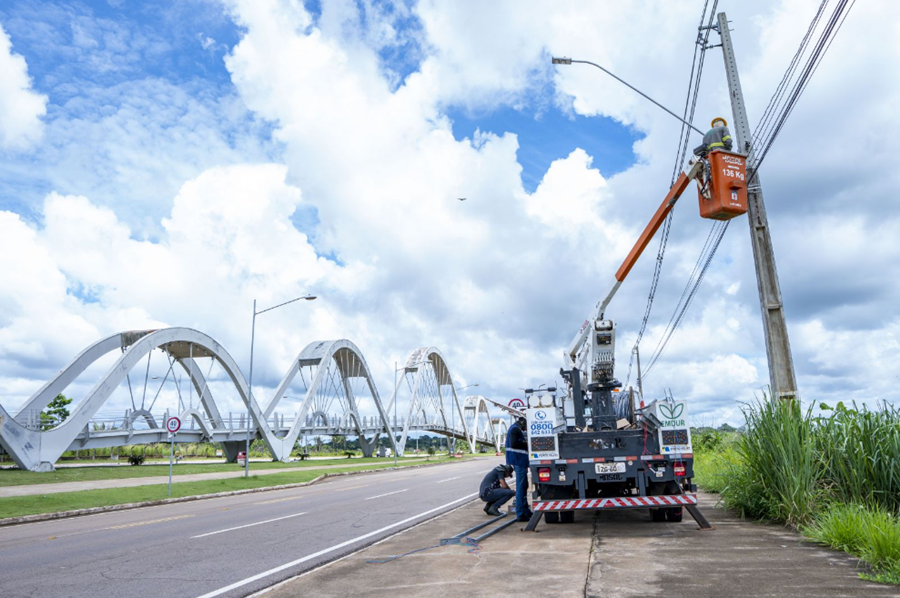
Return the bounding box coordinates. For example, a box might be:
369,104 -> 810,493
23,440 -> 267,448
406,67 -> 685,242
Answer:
363,489 -> 407,501
195,492 -> 478,598
255,496 -> 302,505
191,512 -> 307,539
436,476 -> 462,484
335,484 -> 370,492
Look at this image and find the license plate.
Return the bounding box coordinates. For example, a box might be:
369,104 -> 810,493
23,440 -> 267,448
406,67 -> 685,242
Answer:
595,462 -> 626,474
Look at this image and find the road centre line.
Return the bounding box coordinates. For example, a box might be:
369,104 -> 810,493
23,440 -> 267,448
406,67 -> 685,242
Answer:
195,492 -> 478,598
107,514 -> 193,530
364,489 -> 407,501
436,476 -> 462,484
192,512 -> 307,539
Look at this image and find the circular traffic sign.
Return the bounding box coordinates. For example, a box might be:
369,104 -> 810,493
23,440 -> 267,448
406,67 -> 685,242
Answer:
508,398 -> 525,409
166,417 -> 181,434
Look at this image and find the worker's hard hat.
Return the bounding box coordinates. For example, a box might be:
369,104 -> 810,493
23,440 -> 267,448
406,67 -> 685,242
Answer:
502,464 -> 514,476
711,116 -> 727,128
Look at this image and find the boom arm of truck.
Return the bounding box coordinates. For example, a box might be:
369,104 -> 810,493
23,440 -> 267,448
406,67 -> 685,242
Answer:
566,159 -> 704,364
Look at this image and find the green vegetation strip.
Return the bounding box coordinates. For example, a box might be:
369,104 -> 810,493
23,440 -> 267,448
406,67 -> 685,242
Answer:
694,399 -> 900,585
0,458 -> 465,520
0,457 -> 431,486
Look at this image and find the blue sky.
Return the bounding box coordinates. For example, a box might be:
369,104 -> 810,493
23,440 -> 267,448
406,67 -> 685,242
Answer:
0,0 -> 641,218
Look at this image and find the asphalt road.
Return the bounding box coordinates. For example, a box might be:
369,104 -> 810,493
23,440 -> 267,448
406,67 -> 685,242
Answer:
0,457 -> 494,598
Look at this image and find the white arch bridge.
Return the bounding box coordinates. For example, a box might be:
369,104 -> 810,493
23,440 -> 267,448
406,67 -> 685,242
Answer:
0,328 -> 508,472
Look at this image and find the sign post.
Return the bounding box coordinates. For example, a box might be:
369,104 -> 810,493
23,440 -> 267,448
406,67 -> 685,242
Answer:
166,416 -> 181,497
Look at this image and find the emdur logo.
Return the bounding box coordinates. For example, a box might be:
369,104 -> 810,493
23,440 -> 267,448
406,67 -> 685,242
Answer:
660,403 -> 684,420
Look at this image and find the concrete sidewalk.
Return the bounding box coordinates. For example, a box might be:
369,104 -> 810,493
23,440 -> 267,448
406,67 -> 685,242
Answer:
586,492 -> 897,598
259,492 -> 900,598
260,500 -> 594,598
0,460 -> 429,498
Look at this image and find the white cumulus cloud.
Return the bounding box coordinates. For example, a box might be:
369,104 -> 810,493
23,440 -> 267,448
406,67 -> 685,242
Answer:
0,23 -> 47,149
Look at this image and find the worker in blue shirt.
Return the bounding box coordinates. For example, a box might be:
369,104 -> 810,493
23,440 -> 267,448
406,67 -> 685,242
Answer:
479,464 -> 515,516
505,415 -> 533,522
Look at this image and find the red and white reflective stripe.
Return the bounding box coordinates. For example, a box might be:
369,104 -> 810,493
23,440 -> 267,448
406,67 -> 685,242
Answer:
532,494 -> 697,511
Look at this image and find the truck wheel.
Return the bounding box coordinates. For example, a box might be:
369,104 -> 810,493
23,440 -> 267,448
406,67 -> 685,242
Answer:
650,508 -> 667,522
560,511 -> 575,524
666,507 -> 683,522
545,511 -> 561,524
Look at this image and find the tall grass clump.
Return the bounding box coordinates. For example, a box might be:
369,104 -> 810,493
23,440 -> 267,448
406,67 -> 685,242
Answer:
729,399 -> 820,525
699,397 -> 900,584
815,402 -> 900,513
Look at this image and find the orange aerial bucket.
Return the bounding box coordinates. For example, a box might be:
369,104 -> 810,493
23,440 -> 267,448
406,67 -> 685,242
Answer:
698,150 -> 748,220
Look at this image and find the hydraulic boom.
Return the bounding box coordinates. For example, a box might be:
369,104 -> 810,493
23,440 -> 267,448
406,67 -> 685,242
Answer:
566,159 -> 704,365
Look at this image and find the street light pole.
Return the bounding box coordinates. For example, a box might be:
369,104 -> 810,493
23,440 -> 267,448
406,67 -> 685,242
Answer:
393,361 -> 397,467
246,294 -> 317,478
714,11 -> 797,400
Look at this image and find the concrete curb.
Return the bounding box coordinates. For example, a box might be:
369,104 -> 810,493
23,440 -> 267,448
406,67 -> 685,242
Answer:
0,458 -> 482,528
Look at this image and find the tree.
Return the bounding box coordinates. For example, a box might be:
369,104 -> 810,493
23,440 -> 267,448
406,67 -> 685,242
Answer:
40,394 -> 73,430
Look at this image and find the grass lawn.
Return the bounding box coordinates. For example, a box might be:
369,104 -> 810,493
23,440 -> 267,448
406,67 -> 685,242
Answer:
0,457 -> 472,519
0,456 -> 437,486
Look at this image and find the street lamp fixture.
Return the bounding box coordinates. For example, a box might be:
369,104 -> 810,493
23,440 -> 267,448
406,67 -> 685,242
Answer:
551,56 -> 702,135
246,294 -> 317,477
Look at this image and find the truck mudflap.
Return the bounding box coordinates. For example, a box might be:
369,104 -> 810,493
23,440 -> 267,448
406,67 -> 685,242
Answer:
532,493 -> 697,511
524,493 -> 715,532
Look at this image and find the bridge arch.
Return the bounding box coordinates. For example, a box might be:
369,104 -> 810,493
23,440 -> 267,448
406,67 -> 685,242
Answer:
1,330 -> 495,470
381,347 -> 472,457
0,328 -> 281,471
265,339 -> 396,458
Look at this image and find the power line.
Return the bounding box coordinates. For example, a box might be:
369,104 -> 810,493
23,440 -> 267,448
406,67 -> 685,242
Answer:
637,0 -> 856,379
751,0 -> 857,176
624,0 -> 717,388
643,221 -> 729,378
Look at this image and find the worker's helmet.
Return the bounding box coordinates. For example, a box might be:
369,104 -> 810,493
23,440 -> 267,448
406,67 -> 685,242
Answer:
502,464 -> 514,476
711,116 -> 727,128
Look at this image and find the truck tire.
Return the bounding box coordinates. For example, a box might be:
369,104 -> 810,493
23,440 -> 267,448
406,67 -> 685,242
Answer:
666,507 -> 683,522
545,511 -> 561,524
650,508 -> 667,522
560,511 -> 575,524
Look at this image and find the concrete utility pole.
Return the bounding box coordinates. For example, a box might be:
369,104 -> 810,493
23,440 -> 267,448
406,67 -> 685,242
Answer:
715,12 -> 798,400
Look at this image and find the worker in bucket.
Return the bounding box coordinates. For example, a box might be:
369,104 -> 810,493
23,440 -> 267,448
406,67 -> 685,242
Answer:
505,415 -> 533,522
693,116 -> 733,157
479,464 -> 515,516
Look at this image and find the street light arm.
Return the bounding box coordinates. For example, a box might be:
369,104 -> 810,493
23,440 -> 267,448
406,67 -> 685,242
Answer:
256,295 -> 317,316
552,57 -> 704,135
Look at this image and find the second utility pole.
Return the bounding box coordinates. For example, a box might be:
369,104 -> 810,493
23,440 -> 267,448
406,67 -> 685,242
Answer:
715,11 -> 798,401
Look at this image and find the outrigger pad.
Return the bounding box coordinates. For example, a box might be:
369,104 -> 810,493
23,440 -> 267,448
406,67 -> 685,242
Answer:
523,510 -> 543,532
686,505 -> 716,530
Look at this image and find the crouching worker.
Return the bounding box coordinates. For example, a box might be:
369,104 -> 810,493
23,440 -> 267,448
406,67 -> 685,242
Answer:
479,464 -> 514,516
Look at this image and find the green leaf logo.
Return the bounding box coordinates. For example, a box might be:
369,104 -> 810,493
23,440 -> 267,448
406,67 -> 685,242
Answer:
660,403 -> 684,420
